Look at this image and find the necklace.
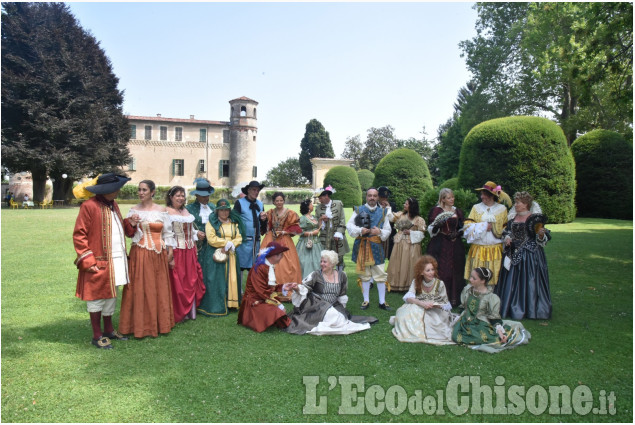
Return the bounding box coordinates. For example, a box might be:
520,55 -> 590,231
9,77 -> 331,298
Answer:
322,270 -> 337,284
423,278 -> 435,288
517,211 -> 530,216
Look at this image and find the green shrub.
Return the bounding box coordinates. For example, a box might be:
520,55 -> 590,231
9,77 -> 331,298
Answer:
323,166 -> 362,208
262,190 -> 314,204
438,177 -> 459,190
571,129 -> 633,220
458,116 -> 576,223
373,148 -> 433,207
119,184 -> 138,200
357,169 -> 375,191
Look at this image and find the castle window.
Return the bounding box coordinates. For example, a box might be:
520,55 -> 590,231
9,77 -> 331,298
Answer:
231,106 -> 235,117
199,129 -> 207,142
128,158 -> 136,171
240,106 -> 246,117
144,126 -> 152,140
223,130 -> 230,143
198,159 -> 206,173
160,126 -> 167,141
253,136 -> 256,141
253,108 -> 257,118
219,160 -> 230,178
172,159 -> 184,176
252,166 -> 257,178
175,127 -> 183,141
130,125 -> 136,139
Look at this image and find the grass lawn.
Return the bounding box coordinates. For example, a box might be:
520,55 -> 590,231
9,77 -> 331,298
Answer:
1,205 -> 632,422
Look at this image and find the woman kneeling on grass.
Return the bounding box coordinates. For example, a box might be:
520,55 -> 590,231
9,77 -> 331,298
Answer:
452,267 -> 531,353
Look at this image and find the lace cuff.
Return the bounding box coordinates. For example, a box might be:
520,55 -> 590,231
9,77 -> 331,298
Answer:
410,230 -> 424,244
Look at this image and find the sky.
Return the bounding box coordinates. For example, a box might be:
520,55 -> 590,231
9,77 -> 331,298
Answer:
67,1 -> 478,179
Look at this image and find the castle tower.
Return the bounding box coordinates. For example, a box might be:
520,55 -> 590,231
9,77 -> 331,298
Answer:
229,96 -> 258,187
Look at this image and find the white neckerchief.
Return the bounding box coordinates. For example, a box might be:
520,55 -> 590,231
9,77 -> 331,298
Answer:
265,258 -> 277,286
199,203 -> 212,224
365,203 -> 378,212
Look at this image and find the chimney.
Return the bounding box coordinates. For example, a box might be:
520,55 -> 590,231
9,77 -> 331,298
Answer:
156,113 -> 161,117
190,115 -> 195,120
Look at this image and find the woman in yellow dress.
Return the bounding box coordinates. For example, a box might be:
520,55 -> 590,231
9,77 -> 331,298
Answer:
198,199 -> 245,317
463,181 -> 511,286
260,192 -> 303,285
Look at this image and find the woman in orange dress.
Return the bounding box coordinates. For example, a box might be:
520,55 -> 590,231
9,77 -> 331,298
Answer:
260,192 -> 302,285
119,180 -> 176,338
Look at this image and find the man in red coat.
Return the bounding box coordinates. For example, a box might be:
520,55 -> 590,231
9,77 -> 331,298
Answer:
73,173 -> 138,349
238,242 -> 298,332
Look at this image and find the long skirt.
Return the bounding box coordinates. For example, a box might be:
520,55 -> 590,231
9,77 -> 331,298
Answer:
387,240 -> 422,292
119,246 -> 175,338
261,233 -> 302,284
296,236 -> 323,279
391,303 -> 455,345
169,246 -> 206,323
198,251 -> 242,317
452,317 -> 531,354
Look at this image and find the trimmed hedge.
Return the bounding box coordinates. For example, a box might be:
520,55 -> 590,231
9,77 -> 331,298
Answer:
262,190 -> 314,204
357,169 -> 375,191
118,184 -> 232,204
438,177 -> 459,191
458,116 -> 576,223
571,129 -> 633,220
373,148 -> 433,207
324,166 -> 362,208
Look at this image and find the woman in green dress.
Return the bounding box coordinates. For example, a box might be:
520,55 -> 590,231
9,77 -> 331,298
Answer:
296,199 -> 324,278
452,267 -> 531,353
197,199 -> 245,317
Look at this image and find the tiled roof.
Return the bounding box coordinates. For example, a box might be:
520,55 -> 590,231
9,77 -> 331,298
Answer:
126,115 -> 230,125
229,96 -> 258,104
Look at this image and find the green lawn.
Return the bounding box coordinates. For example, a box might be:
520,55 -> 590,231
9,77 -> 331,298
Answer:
1,206 -> 632,422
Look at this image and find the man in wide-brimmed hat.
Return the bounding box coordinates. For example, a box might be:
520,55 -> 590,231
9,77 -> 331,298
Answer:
233,180 -> 267,271
73,173 -> 137,349
314,185 -> 349,271
237,242 -> 298,332
185,177 -> 216,259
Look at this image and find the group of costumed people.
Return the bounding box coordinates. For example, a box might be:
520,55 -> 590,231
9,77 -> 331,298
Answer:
73,174 -> 549,354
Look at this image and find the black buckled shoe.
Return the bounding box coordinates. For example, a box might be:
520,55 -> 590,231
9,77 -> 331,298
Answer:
378,303 -> 392,311
103,330 -> 128,341
360,301 -> 369,310
91,336 -> 113,349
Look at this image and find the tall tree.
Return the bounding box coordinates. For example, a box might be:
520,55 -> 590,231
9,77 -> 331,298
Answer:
460,2 -> 633,144
298,119 -> 334,183
1,2 -> 130,201
341,134 -> 363,170
359,125 -> 398,172
265,157 -> 309,187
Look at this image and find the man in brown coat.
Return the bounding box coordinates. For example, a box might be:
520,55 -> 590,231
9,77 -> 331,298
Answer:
73,173 -> 137,349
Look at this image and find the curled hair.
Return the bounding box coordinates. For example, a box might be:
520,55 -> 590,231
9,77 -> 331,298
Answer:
165,185 -> 185,208
438,188 -> 454,206
139,179 -> 156,193
473,267 -> 493,284
514,191 -> 533,209
272,191 -> 285,202
320,250 -> 339,268
405,197 -> 420,219
414,255 -> 438,295
300,199 -> 312,215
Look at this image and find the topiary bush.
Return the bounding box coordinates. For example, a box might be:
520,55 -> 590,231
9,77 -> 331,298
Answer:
323,166 -> 362,208
571,129 -> 633,220
372,148 -> 433,208
357,169 -> 375,191
438,177 -> 459,191
457,116 -> 576,223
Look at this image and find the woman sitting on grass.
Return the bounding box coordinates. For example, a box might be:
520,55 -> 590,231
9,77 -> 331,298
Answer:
390,255 -> 455,345
452,267 -> 531,353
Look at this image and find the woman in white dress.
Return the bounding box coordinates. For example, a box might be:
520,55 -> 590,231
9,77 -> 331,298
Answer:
284,250 -> 377,335
391,255 -> 455,345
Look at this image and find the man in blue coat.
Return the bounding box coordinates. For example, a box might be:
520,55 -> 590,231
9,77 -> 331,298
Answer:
233,180 -> 267,270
